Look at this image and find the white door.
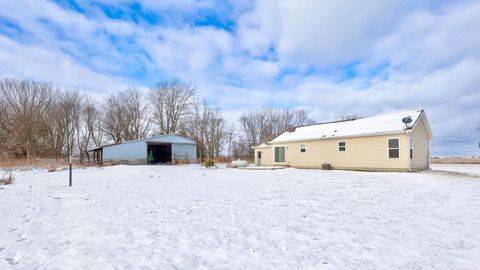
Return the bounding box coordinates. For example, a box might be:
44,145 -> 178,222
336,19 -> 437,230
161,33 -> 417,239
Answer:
256,151 -> 262,166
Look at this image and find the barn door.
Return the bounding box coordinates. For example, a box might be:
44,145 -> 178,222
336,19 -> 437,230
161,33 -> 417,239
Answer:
147,143 -> 172,164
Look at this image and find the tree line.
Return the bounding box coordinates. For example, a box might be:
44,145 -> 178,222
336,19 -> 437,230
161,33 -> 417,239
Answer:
0,78 -> 313,162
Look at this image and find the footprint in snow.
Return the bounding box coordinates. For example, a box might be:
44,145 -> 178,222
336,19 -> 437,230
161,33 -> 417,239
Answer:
5,253 -> 21,265
16,232 -> 28,242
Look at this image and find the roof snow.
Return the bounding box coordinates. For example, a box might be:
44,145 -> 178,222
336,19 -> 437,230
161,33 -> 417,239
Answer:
270,110 -> 424,144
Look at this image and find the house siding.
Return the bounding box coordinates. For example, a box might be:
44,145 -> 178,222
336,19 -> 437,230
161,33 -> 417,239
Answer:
254,147 -> 273,166
257,134 -> 411,171
409,116 -> 430,170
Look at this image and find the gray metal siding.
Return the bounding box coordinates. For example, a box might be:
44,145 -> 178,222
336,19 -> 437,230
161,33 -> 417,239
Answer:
172,143 -> 197,161
101,134 -> 196,163
103,140 -> 148,161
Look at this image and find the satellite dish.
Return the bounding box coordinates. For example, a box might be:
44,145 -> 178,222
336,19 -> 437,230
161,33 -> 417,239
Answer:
402,116 -> 412,128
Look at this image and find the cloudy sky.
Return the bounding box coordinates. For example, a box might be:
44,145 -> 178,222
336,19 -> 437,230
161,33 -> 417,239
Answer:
0,0 -> 479,156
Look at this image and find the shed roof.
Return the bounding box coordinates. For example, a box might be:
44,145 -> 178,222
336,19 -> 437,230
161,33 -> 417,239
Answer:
88,134 -> 195,152
269,110 -> 430,144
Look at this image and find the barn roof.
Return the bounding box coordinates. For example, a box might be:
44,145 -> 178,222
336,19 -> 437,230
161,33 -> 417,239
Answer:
88,134 -> 195,152
269,109 -> 431,144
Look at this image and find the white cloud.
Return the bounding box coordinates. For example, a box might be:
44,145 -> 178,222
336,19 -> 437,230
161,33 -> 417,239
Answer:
0,0 -> 479,156
0,35 -> 129,94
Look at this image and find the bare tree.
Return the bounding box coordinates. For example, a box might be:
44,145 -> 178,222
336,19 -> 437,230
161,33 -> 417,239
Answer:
477,122 -> 480,149
180,99 -> 226,161
239,106 -> 312,155
44,89 -> 83,158
102,87 -> 150,143
150,79 -> 196,134
341,114 -> 360,120
231,135 -> 250,158
102,93 -> 125,143
120,87 -> 151,141
225,123 -> 236,158
0,97 -> 10,156
77,96 -> 103,163
0,78 -> 53,160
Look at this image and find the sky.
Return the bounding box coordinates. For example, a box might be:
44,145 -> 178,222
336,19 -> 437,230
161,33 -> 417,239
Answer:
0,0 -> 479,157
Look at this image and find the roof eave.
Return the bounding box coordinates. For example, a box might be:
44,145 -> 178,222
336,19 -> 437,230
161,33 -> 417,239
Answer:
269,130 -> 407,144
409,110 -> 433,139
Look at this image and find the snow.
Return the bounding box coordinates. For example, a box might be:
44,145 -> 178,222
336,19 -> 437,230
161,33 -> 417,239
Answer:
270,110 -> 424,143
431,164 -> 480,177
1,165 -> 480,269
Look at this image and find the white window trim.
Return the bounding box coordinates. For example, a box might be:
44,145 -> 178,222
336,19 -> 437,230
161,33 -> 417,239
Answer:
300,144 -> 306,153
387,138 -> 400,159
273,145 -> 287,164
338,141 -> 346,152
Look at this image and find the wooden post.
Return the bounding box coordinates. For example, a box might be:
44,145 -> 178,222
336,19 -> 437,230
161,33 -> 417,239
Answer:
69,155 -> 72,187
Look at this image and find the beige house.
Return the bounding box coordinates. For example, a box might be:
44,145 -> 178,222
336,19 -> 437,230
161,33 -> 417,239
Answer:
253,110 -> 433,172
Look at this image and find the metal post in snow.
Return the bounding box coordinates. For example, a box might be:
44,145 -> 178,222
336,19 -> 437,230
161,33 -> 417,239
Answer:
69,155 -> 72,187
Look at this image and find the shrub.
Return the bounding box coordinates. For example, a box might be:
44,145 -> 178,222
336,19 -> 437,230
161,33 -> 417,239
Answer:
203,159 -> 215,168
0,173 -> 14,185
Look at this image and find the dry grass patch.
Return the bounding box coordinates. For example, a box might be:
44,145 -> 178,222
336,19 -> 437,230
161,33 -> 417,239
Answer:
431,157 -> 480,164
0,158 -> 68,169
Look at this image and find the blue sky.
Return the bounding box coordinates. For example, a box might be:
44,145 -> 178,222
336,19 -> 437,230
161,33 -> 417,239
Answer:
0,0 -> 479,156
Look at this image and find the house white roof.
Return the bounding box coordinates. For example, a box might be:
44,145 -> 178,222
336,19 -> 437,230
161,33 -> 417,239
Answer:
253,143 -> 271,148
270,110 -> 427,144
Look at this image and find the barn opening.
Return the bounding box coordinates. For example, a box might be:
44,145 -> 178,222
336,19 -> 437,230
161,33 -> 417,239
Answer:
147,143 -> 172,164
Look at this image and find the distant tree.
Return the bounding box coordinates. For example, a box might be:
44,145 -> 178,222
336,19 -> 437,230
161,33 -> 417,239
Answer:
477,122 -> 480,149
0,78 -> 53,160
77,97 -> 103,163
120,87 -> 151,141
180,99 -> 226,161
150,79 -> 196,134
231,135 -> 250,158
0,96 -> 9,156
341,114 -> 360,120
239,106 -> 313,155
225,123 -> 236,158
44,89 -> 83,158
102,87 -> 150,143
102,93 -> 125,143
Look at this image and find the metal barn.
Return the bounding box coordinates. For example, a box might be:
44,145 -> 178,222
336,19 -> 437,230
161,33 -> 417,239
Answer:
88,134 -> 196,165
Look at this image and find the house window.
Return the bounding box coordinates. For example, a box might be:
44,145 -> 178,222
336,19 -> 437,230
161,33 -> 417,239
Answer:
274,147 -> 285,163
410,138 -> 413,159
338,141 -> 346,151
300,144 -> 306,153
388,138 -> 400,158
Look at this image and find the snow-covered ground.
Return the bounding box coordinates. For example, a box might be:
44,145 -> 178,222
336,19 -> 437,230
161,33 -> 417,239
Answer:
431,163 -> 480,177
1,165 -> 480,269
